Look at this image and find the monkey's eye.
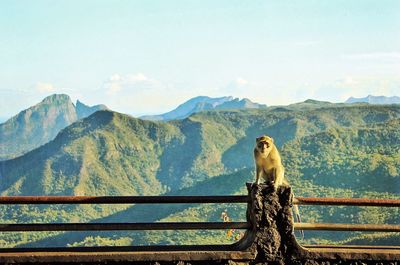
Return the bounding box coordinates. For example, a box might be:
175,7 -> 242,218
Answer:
258,142 -> 268,148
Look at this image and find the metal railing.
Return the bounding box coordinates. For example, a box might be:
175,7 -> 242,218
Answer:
293,197 -> 400,233
294,197 -> 400,207
0,195 -> 249,204
0,195 -> 399,235
0,195 -> 250,234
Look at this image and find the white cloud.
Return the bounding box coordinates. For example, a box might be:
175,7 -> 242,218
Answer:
126,73 -> 148,82
110,74 -> 121,81
107,83 -> 121,94
222,77 -> 251,94
236,77 -> 249,86
35,82 -> 56,93
90,73 -> 196,116
103,73 -> 160,95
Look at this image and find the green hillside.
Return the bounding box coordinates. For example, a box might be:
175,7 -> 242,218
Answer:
1,110 -> 181,196
68,120 -> 399,247
2,104 -> 399,195
0,103 -> 399,247
282,119 -> 400,194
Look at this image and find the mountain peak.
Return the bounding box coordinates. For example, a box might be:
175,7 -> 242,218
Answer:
345,95 -> 400,104
303,99 -> 331,104
0,95 -> 108,161
41,94 -> 72,104
75,100 -> 108,120
76,99 -> 85,106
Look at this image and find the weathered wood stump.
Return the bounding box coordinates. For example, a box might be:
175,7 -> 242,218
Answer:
242,183 -> 300,265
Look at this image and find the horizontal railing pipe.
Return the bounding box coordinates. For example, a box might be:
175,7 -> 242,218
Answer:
0,195 -> 249,205
295,222 -> 400,232
2,196 -> 398,207
294,197 -> 400,207
0,222 -> 250,232
1,195 -> 399,235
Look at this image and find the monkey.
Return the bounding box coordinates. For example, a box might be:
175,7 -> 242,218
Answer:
254,135 -> 286,189
254,135 -> 303,237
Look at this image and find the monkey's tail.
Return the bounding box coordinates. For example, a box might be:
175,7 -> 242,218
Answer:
293,204 -> 304,239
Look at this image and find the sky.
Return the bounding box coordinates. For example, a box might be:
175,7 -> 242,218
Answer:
1,0 -> 399,119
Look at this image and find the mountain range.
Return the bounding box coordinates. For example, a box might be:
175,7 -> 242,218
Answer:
1,94 -> 397,162
140,96 -> 266,121
345,95 -> 400,104
0,95 -> 266,161
0,94 -> 399,247
0,94 -> 107,161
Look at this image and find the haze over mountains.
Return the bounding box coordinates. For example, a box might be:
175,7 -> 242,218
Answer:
0,94 -> 107,161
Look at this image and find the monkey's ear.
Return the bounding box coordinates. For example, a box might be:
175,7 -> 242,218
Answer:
256,137 -> 260,142
270,137 -> 274,143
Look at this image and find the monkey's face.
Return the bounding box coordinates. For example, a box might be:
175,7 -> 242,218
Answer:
256,136 -> 273,156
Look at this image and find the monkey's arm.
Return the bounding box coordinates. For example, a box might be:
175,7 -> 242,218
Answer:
255,164 -> 263,185
282,178 -> 289,186
273,166 -> 284,190
254,149 -> 263,185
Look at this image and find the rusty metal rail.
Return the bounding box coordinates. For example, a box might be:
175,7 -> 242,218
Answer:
0,195 -> 250,234
0,195 -> 249,204
0,222 -> 250,232
1,195 -> 397,206
295,223 -> 400,232
1,195 -> 399,234
294,197 -> 400,207
293,197 -> 400,233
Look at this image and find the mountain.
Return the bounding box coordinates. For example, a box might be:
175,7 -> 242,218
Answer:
75,100 -> 108,120
140,96 -> 266,121
345,95 -> 400,104
140,96 -> 232,121
0,110 -> 171,196
2,104 -> 399,196
0,103 -> 399,247
0,94 -> 108,161
215,97 -> 267,110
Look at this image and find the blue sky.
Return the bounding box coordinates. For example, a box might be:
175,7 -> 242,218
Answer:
1,0 -> 399,118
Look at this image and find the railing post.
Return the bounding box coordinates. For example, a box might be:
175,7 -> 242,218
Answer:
242,182 -> 302,264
